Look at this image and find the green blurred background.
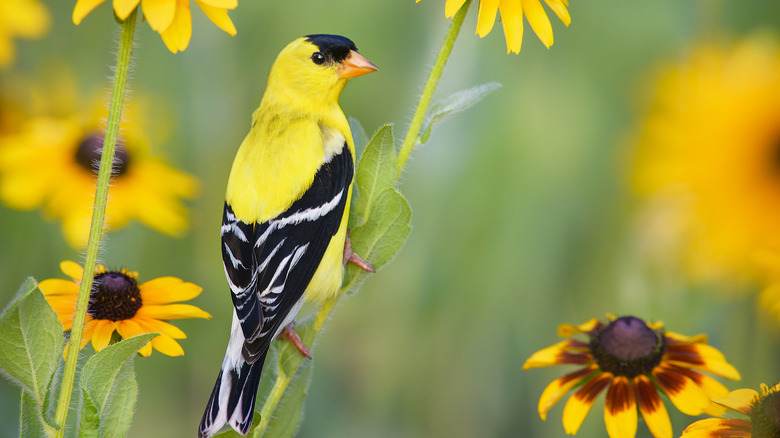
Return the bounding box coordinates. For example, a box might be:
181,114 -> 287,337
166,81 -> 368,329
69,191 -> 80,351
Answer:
2,0 -> 780,436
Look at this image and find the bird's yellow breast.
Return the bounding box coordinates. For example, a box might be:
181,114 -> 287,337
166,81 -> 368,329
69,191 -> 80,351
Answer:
225,114 -> 327,224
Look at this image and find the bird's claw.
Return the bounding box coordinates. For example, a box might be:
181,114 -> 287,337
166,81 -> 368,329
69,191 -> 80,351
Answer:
279,324 -> 312,359
343,233 -> 375,272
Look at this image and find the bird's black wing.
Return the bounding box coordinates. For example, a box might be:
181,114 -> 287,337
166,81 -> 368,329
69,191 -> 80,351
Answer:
220,146 -> 353,362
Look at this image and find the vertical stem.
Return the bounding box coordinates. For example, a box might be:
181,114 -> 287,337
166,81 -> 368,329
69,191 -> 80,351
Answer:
396,0 -> 471,179
53,10 -> 137,435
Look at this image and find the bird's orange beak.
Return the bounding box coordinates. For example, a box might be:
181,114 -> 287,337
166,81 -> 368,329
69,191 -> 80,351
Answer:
338,50 -> 379,79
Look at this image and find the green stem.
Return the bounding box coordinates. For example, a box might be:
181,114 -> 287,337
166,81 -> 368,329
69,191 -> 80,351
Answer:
52,10 -> 137,436
396,0 -> 470,179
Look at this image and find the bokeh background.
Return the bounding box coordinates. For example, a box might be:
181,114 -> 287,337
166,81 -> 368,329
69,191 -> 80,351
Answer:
2,0 -> 780,436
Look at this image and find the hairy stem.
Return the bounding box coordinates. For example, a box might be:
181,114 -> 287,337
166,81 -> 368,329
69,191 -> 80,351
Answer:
52,9 -> 137,435
396,0 -> 470,179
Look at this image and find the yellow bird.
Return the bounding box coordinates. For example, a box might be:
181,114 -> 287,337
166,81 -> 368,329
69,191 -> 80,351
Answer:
199,34 -> 377,437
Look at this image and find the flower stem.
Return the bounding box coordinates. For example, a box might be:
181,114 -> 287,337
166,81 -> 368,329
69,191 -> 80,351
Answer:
52,9 -> 137,435
396,0 -> 470,179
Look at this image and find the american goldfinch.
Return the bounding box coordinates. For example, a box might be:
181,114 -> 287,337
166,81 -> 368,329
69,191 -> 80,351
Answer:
198,34 -> 378,437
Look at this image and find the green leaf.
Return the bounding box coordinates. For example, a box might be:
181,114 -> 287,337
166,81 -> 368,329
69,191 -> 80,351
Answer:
80,392 -> 99,438
0,278 -> 64,406
420,82 -> 502,144
21,389 -> 56,438
344,188 -> 412,292
80,333 -> 156,438
351,125 -> 397,228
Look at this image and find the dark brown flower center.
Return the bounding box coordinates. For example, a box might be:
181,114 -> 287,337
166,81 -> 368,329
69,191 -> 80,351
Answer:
87,271 -> 142,321
589,316 -> 665,378
74,134 -> 130,176
751,389 -> 780,438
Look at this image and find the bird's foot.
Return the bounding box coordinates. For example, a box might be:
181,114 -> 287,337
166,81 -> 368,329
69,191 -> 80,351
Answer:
343,233 -> 375,272
279,324 -> 312,359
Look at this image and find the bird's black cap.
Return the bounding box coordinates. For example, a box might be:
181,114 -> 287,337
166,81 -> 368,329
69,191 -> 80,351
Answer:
305,34 -> 357,64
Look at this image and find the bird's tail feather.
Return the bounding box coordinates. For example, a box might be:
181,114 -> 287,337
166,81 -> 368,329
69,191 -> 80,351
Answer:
199,313 -> 268,438
198,352 -> 267,437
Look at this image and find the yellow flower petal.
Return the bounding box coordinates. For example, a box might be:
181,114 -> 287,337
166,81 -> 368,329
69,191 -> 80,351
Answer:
521,0 -> 554,49
558,318 -> 601,337
695,373 -> 730,417
691,344 -> 742,380
113,0 -> 140,20
543,0 -> 570,26
60,260 -> 85,282
91,320 -> 116,352
562,372 -> 612,434
139,277 -> 202,305
73,0 -> 106,25
160,0 -> 191,53
712,388 -> 758,415
196,0 -> 237,9
444,0 -> 467,17
538,366 -> 597,420
38,278 -> 78,296
666,331 -> 708,344
603,376 -> 637,438
681,418 -> 752,437
135,303 -> 211,320
116,318 -> 146,340
137,338 -> 154,357
653,366 -> 711,416
140,0 -> 176,32
635,375 -> 672,438
498,0 -> 524,54
135,317 -> 187,339
151,334 -> 184,356
523,340 -> 573,369
475,0 -> 499,38
195,1 -> 236,36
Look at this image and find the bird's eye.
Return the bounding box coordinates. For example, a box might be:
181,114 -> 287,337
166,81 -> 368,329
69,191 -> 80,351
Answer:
311,52 -> 325,65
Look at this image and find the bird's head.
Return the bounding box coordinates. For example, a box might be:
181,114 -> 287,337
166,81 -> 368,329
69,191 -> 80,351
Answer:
265,34 -> 378,109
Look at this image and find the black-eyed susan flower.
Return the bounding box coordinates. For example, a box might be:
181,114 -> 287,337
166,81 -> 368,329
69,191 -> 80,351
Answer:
632,35 -> 780,284
523,316 -> 741,438
0,97 -> 198,248
39,260 -> 210,357
419,0 -> 571,54
72,0 -> 237,53
0,0 -> 50,68
682,382 -> 780,437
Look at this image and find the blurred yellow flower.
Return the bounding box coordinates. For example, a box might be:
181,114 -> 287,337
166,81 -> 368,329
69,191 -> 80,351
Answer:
632,35 -> 780,284
73,0 -> 237,53
682,382 -> 780,437
39,260 -> 210,357
419,0 -> 571,54
0,96 -> 199,248
524,315 -> 740,438
0,0 -> 51,68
